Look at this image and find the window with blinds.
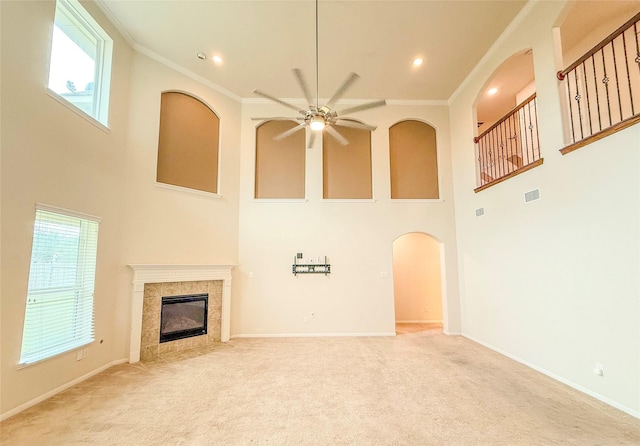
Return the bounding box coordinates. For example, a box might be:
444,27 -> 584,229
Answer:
19,206 -> 100,365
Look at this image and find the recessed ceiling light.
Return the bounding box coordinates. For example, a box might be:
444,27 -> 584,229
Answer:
487,87 -> 498,96
212,55 -> 223,64
196,52 -> 207,60
412,57 -> 423,67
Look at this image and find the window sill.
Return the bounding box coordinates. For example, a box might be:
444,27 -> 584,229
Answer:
474,159 -> 544,193
46,89 -> 110,133
155,182 -> 221,198
17,341 -> 93,370
251,198 -> 308,203
322,199 -> 377,203
389,198 -> 443,203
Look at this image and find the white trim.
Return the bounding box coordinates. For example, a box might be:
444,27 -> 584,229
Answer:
251,198 -> 308,203
396,320 -> 443,324
386,99 -> 448,107
231,332 -> 396,339
463,333 -> 640,419
389,199 -> 444,203
321,199 -> 377,203
243,98 -> 449,107
94,0 -> 135,47
134,45 -> 241,103
1,358 -> 128,422
127,265 -> 234,363
35,203 -> 102,223
154,182 -> 222,199
16,342 -> 93,370
46,89 -> 111,133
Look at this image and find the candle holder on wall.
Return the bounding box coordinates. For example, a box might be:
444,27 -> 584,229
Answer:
292,253 -> 330,276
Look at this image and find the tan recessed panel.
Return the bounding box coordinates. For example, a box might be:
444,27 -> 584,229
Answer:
389,120 -> 439,199
323,126 -> 372,199
255,121 -> 305,199
157,92 -> 219,194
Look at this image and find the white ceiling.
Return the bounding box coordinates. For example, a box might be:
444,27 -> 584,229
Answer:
99,0 -> 527,102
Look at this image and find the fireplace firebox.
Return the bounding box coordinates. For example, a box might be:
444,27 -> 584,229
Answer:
160,293 -> 208,343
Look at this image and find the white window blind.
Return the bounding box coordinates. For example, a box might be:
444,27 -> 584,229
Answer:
19,207 -> 100,365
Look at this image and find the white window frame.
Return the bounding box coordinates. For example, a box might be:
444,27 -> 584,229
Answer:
47,0 -> 113,127
19,204 -> 101,366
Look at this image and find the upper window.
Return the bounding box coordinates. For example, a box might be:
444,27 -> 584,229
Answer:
255,120 -> 306,199
157,92 -> 220,194
389,120 -> 439,199
20,206 -> 100,365
323,126 -> 372,199
47,0 -> 113,126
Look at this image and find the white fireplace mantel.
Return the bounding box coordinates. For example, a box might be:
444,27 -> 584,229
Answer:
128,264 -> 234,363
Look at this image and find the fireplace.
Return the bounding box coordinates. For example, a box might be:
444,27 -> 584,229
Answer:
160,293 -> 208,343
128,264 -> 233,364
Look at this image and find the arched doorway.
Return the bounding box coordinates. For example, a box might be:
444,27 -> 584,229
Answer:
392,233 -> 443,334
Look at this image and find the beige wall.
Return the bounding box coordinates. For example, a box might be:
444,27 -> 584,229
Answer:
449,0 -> 639,416
392,233 -> 443,322
0,0 -> 241,418
1,0 -> 132,415
119,52 -> 240,267
234,101 -> 460,337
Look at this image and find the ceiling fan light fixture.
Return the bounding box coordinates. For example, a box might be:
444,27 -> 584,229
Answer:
309,115 -> 326,131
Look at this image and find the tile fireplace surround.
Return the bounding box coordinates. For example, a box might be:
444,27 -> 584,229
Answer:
128,265 -> 233,363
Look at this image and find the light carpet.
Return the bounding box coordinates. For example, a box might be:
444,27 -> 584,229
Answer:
2,328 -> 639,445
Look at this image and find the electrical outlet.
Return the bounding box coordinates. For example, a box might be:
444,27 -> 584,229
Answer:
76,350 -> 83,361
303,316 -> 308,323
593,363 -> 604,376
83,348 -> 88,359
310,312 -> 315,318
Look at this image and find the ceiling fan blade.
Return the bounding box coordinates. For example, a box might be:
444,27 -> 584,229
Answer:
251,117 -> 304,121
274,122 -> 307,141
307,130 -> 316,149
325,72 -> 360,109
334,118 -> 377,132
252,89 -> 306,116
325,125 -> 348,145
336,99 -> 387,116
293,69 -> 314,108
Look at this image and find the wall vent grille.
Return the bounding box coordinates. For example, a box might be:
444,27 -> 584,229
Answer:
524,188 -> 541,203
475,207 -> 485,217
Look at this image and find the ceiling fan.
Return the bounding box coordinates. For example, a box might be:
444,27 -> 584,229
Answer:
252,0 -> 386,147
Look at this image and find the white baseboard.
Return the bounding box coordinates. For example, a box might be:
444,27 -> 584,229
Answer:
396,320 -> 443,324
231,332 -> 396,339
462,333 -> 639,419
0,358 -> 129,422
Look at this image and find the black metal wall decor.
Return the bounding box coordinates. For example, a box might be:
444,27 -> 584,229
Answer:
292,254 -> 330,276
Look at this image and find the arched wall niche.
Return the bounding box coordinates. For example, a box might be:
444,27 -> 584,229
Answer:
254,120 -> 306,199
157,91 -> 220,194
322,125 -> 372,199
389,119 -> 439,199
